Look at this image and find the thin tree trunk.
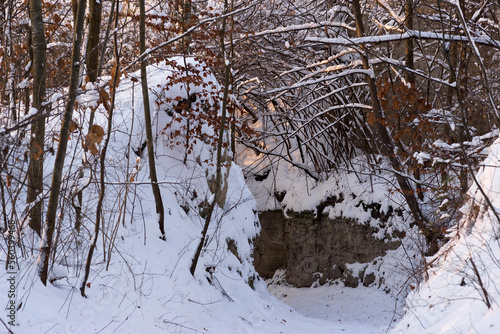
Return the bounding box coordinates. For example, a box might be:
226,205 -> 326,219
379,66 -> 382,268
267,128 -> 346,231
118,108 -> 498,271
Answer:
5,0 -> 16,122
39,0 -> 87,285
25,20 -> 32,122
140,0 -> 166,239
453,0 -> 500,129
1,0 -> 7,105
80,36 -> 120,298
72,0 -> 78,24
27,0 -> 47,236
173,0 -> 192,53
75,0 -> 106,231
181,0 -> 192,53
86,0 -> 102,83
404,0 -> 424,201
229,0 -> 236,159
97,0 -> 116,79
190,0 -> 230,276
404,0 -> 415,85
351,0 -> 438,254
437,0 -> 471,141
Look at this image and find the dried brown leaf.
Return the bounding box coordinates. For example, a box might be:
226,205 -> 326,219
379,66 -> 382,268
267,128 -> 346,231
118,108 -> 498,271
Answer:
84,125 -> 105,155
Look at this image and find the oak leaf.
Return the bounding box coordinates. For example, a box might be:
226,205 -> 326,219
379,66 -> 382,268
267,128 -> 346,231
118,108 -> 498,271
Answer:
70,120 -> 79,133
84,125 -> 105,155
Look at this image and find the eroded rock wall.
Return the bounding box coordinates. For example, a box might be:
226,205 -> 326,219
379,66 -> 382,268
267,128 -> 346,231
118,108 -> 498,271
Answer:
254,210 -> 401,287
253,211 -> 286,278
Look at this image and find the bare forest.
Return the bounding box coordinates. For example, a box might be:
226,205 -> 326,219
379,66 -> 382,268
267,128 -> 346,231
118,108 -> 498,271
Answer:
1,0 -> 500,333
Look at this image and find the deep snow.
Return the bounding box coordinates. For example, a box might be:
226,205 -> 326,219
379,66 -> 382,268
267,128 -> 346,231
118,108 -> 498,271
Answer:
267,269 -> 404,333
391,137 -> 500,334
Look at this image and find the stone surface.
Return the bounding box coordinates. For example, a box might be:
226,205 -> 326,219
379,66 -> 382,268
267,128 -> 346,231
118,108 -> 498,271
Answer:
253,210 -> 286,278
254,210 -> 401,287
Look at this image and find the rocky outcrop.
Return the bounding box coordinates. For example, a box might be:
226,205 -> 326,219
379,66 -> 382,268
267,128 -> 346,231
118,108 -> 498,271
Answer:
253,210 -> 402,287
253,211 -> 286,278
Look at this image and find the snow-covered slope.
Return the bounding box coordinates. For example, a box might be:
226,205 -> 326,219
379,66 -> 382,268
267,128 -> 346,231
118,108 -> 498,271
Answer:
391,136 -> 500,334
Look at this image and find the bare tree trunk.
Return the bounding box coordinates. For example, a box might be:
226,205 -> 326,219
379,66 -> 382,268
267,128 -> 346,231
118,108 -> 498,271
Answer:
404,0 -> 415,85
351,0 -> 439,254
404,0 -> 424,201
181,0 -> 192,53
1,0 -> 7,106
39,0 -> 87,285
72,0 -> 78,24
190,0 -> 231,276
75,0 -> 102,231
75,0 -> 116,232
173,0 -> 192,53
437,0 -> 471,141
140,0 -> 166,239
4,0 -> 16,123
86,0 -> 102,83
25,20 -> 32,121
454,0 -> 500,129
229,0 -> 236,159
80,31 -> 121,297
27,0 -> 47,236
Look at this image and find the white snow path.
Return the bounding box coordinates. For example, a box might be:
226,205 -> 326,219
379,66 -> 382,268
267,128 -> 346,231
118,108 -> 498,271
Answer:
268,282 -> 403,333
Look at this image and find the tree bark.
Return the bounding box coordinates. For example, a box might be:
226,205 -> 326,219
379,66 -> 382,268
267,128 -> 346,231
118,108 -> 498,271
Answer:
86,0 -> 102,83
27,0 -> 47,236
140,0 -> 166,239
75,0 -> 103,231
404,0 -> 415,84
39,0 -> 87,285
173,0 -> 192,53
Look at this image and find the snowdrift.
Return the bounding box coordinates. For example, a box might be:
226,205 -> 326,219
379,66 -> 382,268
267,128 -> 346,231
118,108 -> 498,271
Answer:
392,136 -> 500,334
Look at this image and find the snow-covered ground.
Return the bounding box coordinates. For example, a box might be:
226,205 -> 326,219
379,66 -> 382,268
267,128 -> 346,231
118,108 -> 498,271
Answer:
267,270 -> 403,333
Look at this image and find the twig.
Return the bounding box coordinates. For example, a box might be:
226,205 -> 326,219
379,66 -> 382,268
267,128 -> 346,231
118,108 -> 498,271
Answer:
127,1 -> 260,69
469,258 -> 492,309
0,318 -> 14,334
163,320 -> 205,333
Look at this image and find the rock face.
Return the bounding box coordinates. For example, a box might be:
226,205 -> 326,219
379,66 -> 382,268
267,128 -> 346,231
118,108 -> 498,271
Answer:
253,210 -> 401,287
253,211 -> 287,278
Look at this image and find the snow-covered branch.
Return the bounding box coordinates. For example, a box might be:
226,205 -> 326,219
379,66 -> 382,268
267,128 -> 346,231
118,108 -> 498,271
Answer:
306,30 -> 500,48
